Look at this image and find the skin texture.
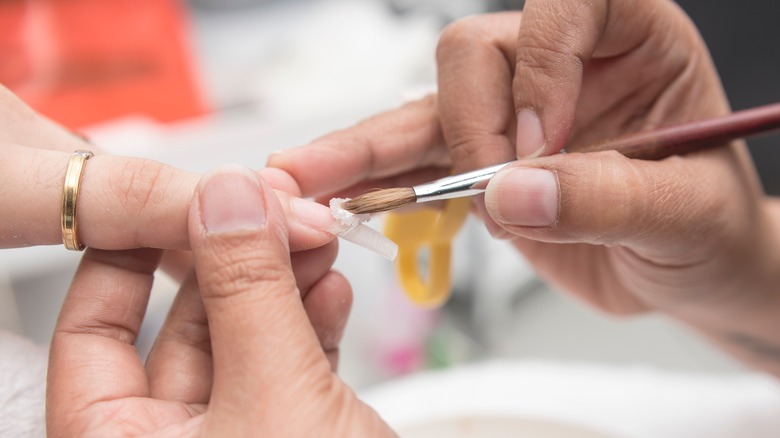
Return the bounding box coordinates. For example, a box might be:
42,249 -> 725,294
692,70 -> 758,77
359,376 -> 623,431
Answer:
0,78 -> 375,432
269,0 -> 780,376
0,85 -> 335,252
17,0 -> 780,433
46,167 -> 396,437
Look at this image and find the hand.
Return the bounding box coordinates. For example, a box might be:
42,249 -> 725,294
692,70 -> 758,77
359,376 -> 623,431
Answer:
268,1 -> 780,375
47,165 -> 396,437
0,85 -> 333,253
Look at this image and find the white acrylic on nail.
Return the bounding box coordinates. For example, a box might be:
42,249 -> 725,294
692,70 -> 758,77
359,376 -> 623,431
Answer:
329,198 -> 398,261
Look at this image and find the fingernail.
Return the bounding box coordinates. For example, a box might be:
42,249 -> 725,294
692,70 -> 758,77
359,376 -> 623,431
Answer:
289,197 -> 336,233
516,109 -> 545,158
200,165 -> 266,234
486,167 -> 558,227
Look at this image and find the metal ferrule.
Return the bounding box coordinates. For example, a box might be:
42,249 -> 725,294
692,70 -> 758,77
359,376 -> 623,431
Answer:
412,162 -> 512,202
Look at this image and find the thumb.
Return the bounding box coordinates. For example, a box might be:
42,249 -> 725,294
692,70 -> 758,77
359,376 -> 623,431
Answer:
188,165 -> 332,431
483,150 -> 743,264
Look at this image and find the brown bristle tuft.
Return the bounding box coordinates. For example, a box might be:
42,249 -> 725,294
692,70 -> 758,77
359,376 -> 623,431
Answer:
342,188 -> 417,214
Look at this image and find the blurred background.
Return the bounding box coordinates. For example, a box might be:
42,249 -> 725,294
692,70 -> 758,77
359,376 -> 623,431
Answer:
1,0 -> 779,434
678,0 -> 780,196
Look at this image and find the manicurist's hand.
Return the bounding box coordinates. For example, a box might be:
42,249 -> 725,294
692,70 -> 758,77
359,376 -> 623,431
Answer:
269,0 -> 780,376
47,165 -> 396,437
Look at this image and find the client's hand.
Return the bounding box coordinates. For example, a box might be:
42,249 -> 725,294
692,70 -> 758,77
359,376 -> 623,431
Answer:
0,85 -> 334,255
47,166 -> 396,437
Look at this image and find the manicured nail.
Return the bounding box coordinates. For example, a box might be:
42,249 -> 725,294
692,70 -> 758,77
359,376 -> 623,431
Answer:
485,167 -> 558,227
200,165 -> 266,234
290,197 -> 336,233
516,109 -> 545,158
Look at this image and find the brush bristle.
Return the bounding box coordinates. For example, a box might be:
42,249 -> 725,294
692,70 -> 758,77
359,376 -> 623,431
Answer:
342,188 -> 416,214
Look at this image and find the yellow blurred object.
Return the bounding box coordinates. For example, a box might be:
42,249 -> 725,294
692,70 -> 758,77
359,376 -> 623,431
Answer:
384,198 -> 470,308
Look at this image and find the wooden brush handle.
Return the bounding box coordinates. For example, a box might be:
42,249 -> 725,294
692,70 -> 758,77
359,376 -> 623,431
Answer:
575,102 -> 780,159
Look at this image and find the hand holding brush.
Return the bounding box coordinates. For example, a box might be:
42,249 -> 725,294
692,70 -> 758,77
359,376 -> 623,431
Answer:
270,2 -> 780,378
342,102 -> 780,214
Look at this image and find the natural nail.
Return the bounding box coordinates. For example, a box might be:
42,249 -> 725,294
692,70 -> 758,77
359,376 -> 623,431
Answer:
200,165 -> 266,234
516,109 -> 545,158
485,167 -> 558,227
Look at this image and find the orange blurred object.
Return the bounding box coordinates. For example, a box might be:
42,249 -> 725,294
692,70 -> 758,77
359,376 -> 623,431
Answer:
0,0 -> 209,129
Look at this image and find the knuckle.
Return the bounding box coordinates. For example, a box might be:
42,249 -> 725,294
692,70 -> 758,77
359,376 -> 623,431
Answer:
436,16 -> 491,63
448,131 -> 515,171
199,243 -> 297,302
449,136 -> 487,171
669,163 -> 728,237
607,159 -> 645,234
159,320 -> 212,355
516,19 -> 583,78
315,125 -> 378,181
583,153 -> 729,246
515,31 -> 583,84
413,93 -> 437,112
571,152 -> 642,243
111,159 -> 172,214
447,132 -> 484,164
56,318 -> 139,346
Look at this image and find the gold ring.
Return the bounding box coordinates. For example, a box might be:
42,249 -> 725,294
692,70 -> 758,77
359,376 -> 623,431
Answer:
61,150 -> 93,251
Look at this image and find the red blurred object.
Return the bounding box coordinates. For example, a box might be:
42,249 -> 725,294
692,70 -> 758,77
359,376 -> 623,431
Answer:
0,0 -> 209,129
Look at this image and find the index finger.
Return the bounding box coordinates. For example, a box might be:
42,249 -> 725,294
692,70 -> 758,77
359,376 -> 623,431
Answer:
0,85 -> 87,153
267,96 -> 451,197
436,13 -> 521,172
1,144 -> 334,252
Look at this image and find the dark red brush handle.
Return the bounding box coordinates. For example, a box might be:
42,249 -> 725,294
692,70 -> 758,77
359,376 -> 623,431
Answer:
577,102 -> 780,159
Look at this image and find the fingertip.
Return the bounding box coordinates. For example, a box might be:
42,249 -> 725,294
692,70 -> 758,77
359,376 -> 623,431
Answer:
258,167 -> 302,197
264,149 -> 285,168
303,270 -> 353,348
265,149 -> 303,181
259,166 -> 341,250
472,195 -> 515,240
